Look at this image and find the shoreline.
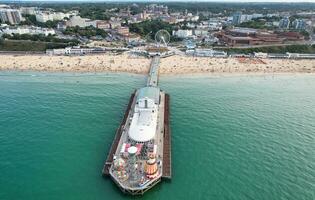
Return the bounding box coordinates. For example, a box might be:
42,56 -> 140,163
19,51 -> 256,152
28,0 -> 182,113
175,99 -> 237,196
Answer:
2,70 -> 315,79
1,54 -> 314,75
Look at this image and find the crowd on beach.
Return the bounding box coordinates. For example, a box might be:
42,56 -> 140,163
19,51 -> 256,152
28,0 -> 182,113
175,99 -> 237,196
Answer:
0,53 -> 314,74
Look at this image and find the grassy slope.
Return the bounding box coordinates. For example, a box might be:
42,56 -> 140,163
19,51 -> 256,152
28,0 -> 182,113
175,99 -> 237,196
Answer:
215,45 -> 315,54
0,40 -> 69,51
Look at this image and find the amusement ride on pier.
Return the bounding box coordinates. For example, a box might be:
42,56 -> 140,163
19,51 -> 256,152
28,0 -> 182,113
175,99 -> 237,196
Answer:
102,30 -> 172,195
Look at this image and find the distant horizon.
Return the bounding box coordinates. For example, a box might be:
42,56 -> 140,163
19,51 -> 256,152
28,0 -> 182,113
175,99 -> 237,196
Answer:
3,0 -> 315,3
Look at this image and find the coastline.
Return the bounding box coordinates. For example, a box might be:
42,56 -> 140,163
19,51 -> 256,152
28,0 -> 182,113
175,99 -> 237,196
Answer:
0,54 -> 314,75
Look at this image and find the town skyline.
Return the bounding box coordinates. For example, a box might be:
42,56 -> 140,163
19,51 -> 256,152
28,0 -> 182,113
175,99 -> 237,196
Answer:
4,0 -> 315,3
1,1 -> 315,54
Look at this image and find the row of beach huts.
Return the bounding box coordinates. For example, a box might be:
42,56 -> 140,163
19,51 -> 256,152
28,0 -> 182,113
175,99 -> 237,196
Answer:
46,46 -> 129,56
46,46 -> 315,59
186,49 -> 315,59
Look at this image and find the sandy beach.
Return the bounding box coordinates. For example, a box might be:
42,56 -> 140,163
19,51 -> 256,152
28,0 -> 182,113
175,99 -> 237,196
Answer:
0,54 -> 314,74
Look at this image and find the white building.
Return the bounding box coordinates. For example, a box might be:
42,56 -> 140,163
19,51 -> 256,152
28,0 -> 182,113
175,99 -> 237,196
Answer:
65,16 -> 99,28
85,20 -> 97,28
2,27 -> 29,35
196,21 -> 208,29
272,21 -> 280,27
172,29 -> 193,38
68,16 -> 89,27
46,47 -> 111,55
35,11 -> 71,23
186,48 -> 227,57
0,9 -> 23,24
266,13 -> 280,18
35,12 -> 53,23
186,22 -> 196,29
252,13 -> 264,19
241,14 -> 252,22
232,12 -> 264,25
254,52 -> 268,58
279,17 -> 290,29
53,12 -> 69,21
292,19 -> 306,30
32,27 -> 55,36
204,35 -> 219,44
2,26 -> 55,36
187,15 -> 199,22
194,29 -> 208,37
208,21 -> 222,31
109,18 -> 122,29
20,7 -> 37,15
57,21 -> 67,30
0,5 -> 10,9
128,87 -> 160,143
232,12 -> 242,24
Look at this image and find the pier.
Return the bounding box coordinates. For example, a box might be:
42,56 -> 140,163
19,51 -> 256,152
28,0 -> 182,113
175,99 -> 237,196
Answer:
102,56 -> 171,195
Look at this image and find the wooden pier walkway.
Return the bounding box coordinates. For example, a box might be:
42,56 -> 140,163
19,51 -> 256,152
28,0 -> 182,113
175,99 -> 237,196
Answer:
147,56 -> 160,87
102,92 -> 135,176
162,93 -> 172,179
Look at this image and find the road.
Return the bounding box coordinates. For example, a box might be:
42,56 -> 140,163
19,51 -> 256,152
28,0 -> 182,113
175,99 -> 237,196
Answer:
215,41 -> 313,49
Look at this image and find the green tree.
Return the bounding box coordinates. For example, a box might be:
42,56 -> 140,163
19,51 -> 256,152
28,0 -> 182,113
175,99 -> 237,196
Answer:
130,5 -> 142,15
63,26 -> 108,38
79,5 -> 110,20
239,20 -> 268,29
129,19 -> 175,40
299,30 -> 310,39
2,33 -> 79,45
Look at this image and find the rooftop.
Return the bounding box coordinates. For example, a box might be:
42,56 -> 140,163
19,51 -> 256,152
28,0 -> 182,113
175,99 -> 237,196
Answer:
231,27 -> 258,34
137,87 -> 160,104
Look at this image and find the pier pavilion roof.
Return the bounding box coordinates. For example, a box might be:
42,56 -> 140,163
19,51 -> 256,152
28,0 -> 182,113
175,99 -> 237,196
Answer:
137,87 -> 160,104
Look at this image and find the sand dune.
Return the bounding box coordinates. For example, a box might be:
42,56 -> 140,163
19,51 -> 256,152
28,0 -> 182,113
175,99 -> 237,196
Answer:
0,54 -> 314,74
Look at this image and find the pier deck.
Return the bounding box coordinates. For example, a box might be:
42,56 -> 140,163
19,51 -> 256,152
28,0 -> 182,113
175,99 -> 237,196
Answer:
147,56 -> 160,87
162,93 -> 171,179
102,92 -> 136,176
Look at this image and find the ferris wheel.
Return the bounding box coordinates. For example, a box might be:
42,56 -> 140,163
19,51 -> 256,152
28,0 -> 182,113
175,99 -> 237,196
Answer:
155,30 -> 170,47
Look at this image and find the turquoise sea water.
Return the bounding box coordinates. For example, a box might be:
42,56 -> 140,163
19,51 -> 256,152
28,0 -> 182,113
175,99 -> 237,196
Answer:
0,72 -> 314,200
